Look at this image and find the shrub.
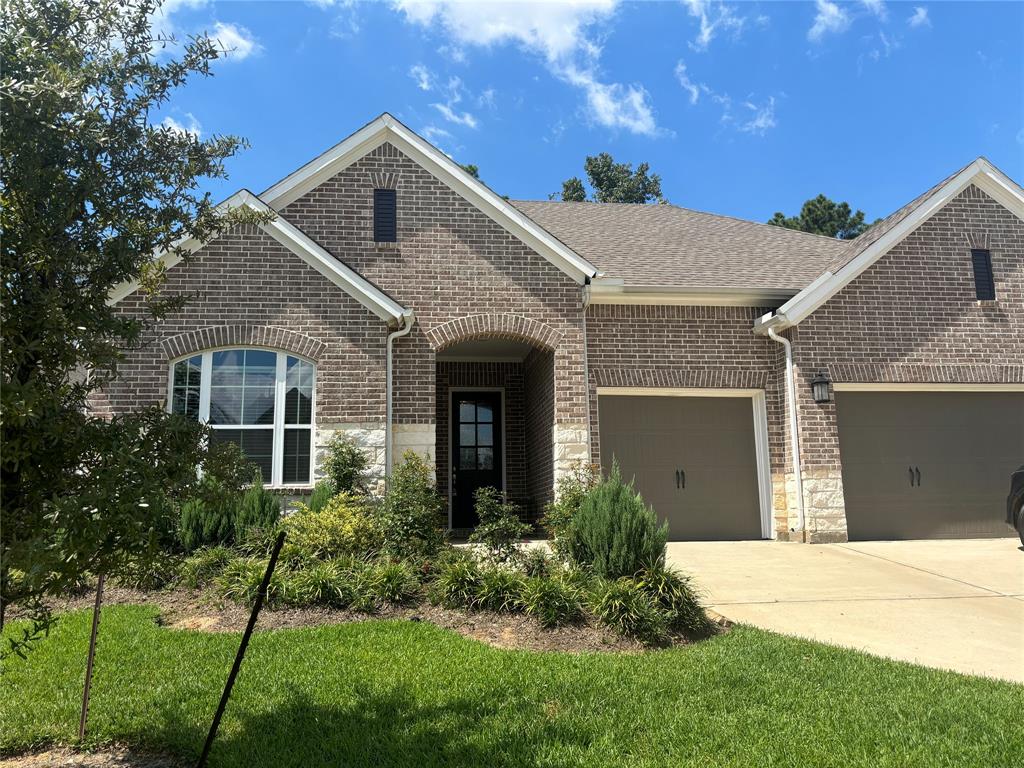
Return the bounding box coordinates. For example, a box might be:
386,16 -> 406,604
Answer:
636,565 -> 713,636
378,451 -> 446,559
520,546 -> 554,579
521,577 -> 583,629
364,561 -> 421,605
218,557 -> 284,608
178,492 -> 236,553
321,434 -> 370,495
307,480 -> 336,513
235,479 -> 281,541
113,556 -> 180,591
282,560 -> 358,609
468,487 -> 531,565
564,462 -> 667,579
283,493 -> 382,560
590,578 -> 669,646
474,567 -> 526,613
430,558 -> 482,609
541,462 -> 599,559
179,546 -> 233,589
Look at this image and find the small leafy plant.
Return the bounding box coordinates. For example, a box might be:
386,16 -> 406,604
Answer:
307,480 -> 336,513
520,577 -> 583,629
378,452 -> 446,559
430,558 -> 482,609
474,567 -> 526,613
468,487 -> 530,565
321,433 -> 370,495
234,478 -> 281,541
541,462 -> 599,559
283,493 -> 382,560
520,546 -> 554,579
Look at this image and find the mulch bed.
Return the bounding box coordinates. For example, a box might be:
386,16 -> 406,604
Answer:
14,584 -> 729,654
0,747 -> 180,768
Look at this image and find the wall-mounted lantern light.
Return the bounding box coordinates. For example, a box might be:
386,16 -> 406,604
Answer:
811,371 -> 831,404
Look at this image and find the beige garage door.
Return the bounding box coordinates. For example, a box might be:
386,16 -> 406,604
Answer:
598,394 -> 763,541
836,391 -> 1023,540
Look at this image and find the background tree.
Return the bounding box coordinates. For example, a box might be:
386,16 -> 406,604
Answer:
558,153 -> 663,203
767,194 -> 877,239
0,0 -> 259,648
460,163 -> 480,179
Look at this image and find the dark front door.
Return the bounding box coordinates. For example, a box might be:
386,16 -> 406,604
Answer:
452,391 -> 502,529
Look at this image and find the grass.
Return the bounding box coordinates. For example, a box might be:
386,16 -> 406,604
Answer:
2,607 -> 1022,767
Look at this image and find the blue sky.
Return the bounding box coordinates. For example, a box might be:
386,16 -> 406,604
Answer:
157,1 -> 1023,223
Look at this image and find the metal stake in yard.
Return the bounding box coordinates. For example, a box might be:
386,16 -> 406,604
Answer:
78,572 -> 106,742
196,531 -> 285,768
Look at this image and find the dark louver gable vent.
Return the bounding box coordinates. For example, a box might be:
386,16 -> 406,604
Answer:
970,248 -> 995,300
373,188 -> 397,242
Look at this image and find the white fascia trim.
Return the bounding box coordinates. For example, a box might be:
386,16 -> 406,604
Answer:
754,158 -> 1024,332
588,281 -> 796,307
597,386 -> 765,398
108,190 -> 408,324
833,383 -> 1024,392
261,113 -> 599,285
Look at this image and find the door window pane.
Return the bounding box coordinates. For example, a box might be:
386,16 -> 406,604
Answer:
459,447 -> 476,468
477,447 -> 494,470
459,401 -> 475,423
460,424 -> 476,446
476,403 -> 493,423
283,429 -> 311,484
477,424 -> 493,446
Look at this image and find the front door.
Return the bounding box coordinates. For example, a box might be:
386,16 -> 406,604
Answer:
452,391 -> 502,529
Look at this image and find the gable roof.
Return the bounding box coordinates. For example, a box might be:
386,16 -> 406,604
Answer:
511,200 -> 848,299
260,113 -> 599,284
754,157 -> 1024,332
108,190 -> 410,325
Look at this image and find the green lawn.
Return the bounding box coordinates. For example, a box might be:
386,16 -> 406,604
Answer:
2,607 -> 1022,767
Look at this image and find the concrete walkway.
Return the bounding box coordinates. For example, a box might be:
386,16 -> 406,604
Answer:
666,538 -> 1024,684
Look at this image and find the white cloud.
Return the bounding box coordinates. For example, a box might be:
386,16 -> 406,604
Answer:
210,22 -> 261,61
738,97 -> 776,135
862,0 -> 888,21
409,63 -> 434,91
907,6 -> 930,28
682,0 -> 746,52
421,124 -> 453,144
477,88 -> 497,108
432,102 -> 479,128
162,113 -> 202,137
392,0 -> 661,136
808,0 -> 850,42
674,60 -> 702,105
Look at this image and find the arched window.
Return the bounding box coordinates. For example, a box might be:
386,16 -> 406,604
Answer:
169,348 -> 315,486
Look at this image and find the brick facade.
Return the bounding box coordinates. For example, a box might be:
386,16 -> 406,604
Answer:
786,184 -> 1024,541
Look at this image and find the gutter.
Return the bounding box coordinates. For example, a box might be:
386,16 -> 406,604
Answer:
766,327 -> 806,537
385,310 -> 415,481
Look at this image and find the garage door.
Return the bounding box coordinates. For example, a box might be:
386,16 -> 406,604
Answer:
836,391 -> 1024,540
598,394 -> 763,540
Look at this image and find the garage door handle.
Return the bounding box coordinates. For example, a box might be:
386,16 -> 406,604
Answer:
679,469 -> 685,489
909,466 -> 915,487
915,467 -> 921,487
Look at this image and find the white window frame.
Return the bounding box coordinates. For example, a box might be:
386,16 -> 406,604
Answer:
168,347 -> 316,488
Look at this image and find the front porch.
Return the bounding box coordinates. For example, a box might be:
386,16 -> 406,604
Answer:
435,338 -> 556,535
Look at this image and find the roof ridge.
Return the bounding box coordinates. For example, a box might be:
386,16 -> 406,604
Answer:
511,199 -> 849,249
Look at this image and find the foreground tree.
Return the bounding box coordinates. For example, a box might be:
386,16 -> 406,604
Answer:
0,0 -> 256,649
559,153 -> 663,203
767,194 -> 877,239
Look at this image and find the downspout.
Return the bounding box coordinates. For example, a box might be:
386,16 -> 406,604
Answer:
767,327 -> 806,537
385,310 -> 415,482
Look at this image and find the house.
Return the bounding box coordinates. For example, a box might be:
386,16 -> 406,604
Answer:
102,113 -> 1024,543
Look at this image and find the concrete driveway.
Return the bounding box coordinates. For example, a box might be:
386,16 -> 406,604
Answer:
666,538 -> 1024,683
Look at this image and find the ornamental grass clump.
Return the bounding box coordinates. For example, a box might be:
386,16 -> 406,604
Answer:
520,577 -> 583,629
364,560 -> 421,605
474,567 -> 527,613
218,557 -> 285,608
430,558 -> 482,610
636,564 -> 714,636
178,546 -> 233,589
590,577 -> 669,646
565,462 -> 667,579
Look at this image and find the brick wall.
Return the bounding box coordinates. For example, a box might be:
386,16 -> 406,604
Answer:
789,185 -> 1024,540
281,142 -> 589,437
524,347 -> 556,518
97,225 -> 388,425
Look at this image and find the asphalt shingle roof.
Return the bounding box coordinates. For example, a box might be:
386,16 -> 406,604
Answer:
510,200 -> 850,291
